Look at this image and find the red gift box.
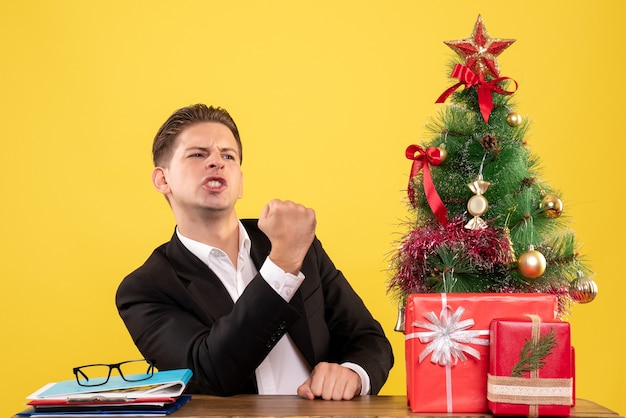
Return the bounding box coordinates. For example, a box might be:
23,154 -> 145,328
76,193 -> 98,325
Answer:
487,316 -> 573,416
405,293 -> 557,413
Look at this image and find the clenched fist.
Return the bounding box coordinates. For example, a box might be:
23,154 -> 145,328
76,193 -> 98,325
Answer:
258,199 -> 316,274
297,362 -> 362,400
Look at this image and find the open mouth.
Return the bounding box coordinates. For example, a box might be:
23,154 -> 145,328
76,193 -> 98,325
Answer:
206,180 -> 223,188
203,177 -> 226,191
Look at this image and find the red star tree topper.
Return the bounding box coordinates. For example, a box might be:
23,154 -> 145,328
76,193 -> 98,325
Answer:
444,15 -> 515,78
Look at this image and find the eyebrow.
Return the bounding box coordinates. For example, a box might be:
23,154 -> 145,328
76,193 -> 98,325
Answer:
218,146 -> 239,156
185,146 -> 240,159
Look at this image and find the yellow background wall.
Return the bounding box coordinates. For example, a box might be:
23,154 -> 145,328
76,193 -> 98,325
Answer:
1,1 -> 624,416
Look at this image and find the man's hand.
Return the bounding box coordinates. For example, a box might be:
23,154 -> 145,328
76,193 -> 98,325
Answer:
297,362 -> 362,401
258,199 -> 316,275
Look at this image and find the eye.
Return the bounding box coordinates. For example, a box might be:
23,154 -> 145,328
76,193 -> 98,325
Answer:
189,152 -> 205,158
222,154 -> 235,160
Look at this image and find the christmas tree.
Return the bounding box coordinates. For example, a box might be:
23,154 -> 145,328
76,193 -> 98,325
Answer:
388,15 -> 597,318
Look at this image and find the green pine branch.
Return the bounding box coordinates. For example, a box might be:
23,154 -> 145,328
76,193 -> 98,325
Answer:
510,327 -> 557,377
424,245 -> 482,293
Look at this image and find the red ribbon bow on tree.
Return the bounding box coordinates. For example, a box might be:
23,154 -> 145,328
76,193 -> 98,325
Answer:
435,63 -> 518,124
405,145 -> 448,226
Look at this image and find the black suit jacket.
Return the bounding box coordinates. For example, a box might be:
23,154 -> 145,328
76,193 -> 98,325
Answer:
116,219 -> 393,396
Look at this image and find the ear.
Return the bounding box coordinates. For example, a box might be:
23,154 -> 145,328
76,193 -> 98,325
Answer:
152,167 -> 171,195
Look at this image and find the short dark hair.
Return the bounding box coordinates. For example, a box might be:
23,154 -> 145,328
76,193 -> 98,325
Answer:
152,104 -> 242,166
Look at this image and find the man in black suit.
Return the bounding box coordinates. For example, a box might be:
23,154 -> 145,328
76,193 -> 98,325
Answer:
116,104 -> 393,400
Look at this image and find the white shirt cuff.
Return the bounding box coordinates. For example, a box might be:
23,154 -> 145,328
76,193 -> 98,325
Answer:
259,257 -> 305,302
341,362 -> 371,395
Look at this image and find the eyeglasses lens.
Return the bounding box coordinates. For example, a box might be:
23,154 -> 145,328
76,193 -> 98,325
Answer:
119,360 -> 155,381
75,365 -> 111,386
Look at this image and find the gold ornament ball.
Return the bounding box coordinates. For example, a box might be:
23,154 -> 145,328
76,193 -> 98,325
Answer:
540,194 -> 564,218
438,146 -> 448,163
467,194 -> 489,217
506,112 -> 523,127
569,275 -> 598,303
517,249 -> 546,278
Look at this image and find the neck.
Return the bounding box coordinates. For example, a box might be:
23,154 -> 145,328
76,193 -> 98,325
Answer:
176,209 -> 240,256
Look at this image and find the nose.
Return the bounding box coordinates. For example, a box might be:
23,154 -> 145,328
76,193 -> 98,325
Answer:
206,153 -> 224,170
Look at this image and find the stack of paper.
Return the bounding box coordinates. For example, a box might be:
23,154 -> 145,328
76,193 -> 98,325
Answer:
16,369 -> 193,416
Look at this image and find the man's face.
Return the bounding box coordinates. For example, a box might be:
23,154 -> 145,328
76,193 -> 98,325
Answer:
154,122 -> 243,215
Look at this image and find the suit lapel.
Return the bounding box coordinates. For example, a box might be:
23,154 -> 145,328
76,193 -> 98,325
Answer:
166,232 -> 234,321
242,219 -> 270,270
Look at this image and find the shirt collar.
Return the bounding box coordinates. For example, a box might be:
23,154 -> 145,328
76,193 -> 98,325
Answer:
176,221 -> 251,267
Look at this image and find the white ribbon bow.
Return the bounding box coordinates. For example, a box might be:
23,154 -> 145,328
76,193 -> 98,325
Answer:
412,306 -> 490,366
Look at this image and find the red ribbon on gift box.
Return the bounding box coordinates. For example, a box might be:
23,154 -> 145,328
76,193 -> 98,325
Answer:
405,144 -> 448,226
436,63 -> 518,124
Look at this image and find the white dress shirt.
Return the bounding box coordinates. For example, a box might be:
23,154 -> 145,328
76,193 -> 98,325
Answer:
176,222 -> 370,395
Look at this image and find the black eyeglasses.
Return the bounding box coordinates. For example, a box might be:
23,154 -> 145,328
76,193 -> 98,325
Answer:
73,359 -> 156,387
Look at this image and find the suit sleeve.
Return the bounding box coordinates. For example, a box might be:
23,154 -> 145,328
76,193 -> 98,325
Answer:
116,251 -> 301,396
